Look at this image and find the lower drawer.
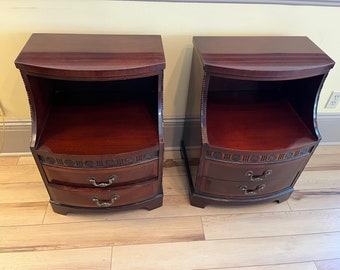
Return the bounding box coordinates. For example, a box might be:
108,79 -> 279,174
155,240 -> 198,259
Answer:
47,179 -> 160,208
199,173 -> 300,199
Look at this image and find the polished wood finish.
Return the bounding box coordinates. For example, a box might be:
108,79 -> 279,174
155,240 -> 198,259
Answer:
15,34 -> 165,214
1,146 -> 340,269
14,34 -> 165,80
182,36 -> 335,207
193,36 -> 334,80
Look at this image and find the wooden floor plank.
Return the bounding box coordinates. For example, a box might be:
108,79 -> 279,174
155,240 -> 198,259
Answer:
0,164 -> 42,184
202,209 -> 340,240
305,153 -> 340,171
111,232 -> 340,270
295,170 -> 340,190
0,182 -> 49,203
0,202 -> 47,226
0,156 -> 19,166
43,194 -> 290,224
0,216 -> 204,252
206,262 -> 318,270
288,189 -> 340,211
17,155 -> 36,165
313,145 -> 340,155
315,258 -> 340,270
163,165 -> 187,176
163,174 -> 189,195
0,247 -> 112,270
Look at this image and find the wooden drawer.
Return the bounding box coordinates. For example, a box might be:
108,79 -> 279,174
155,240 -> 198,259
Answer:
203,157 -> 308,183
47,178 -> 160,208
199,175 -> 298,199
42,160 -> 158,187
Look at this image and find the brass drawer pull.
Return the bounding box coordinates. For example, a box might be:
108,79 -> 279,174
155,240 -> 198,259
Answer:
245,169 -> 272,182
92,195 -> 120,207
240,184 -> 266,195
88,175 -> 117,187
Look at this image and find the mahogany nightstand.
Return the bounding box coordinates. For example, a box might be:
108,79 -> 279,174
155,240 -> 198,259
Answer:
182,36 -> 334,207
15,34 -> 165,214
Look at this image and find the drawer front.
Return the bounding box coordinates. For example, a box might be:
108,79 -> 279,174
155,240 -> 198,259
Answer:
47,179 -> 160,208
203,157 -> 308,183
199,176 -> 297,199
43,160 -> 158,187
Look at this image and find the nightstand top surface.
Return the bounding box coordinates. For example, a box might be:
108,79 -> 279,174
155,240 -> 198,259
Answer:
15,34 -> 165,79
193,36 -> 334,79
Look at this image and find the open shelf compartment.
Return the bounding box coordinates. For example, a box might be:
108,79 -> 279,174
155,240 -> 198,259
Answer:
36,76 -> 159,155
205,76 -> 320,151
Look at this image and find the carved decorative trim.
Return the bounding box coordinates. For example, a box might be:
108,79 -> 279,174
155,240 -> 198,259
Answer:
206,146 -> 314,164
38,151 -> 159,168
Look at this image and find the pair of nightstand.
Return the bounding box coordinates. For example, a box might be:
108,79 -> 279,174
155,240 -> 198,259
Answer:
15,34 -> 334,214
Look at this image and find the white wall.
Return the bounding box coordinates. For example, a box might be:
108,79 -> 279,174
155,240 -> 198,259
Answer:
1,0 -> 340,120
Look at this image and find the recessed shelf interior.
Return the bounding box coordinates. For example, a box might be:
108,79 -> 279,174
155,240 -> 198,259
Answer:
206,76 -> 322,151
34,76 -> 159,155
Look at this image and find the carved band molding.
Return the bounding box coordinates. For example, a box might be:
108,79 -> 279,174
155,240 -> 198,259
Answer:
38,151 -> 159,168
206,146 -> 314,164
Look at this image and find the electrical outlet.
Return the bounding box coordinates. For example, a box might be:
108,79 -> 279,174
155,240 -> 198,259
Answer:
326,91 -> 340,108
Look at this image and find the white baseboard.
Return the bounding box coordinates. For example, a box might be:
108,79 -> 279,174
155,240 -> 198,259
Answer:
1,114 -> 339,155
317,113 -> 340,145
0,119 -> 31,156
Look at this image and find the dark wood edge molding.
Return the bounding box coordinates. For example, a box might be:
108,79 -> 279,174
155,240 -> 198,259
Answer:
125,0 -> 340,6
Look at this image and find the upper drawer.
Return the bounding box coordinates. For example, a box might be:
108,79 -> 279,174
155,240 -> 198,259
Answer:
43,160 -> 158,188
202,157 -> 308,183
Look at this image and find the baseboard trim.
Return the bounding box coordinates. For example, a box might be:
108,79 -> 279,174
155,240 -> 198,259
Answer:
1,114 -> 339,155
317,113 -> 340,145
0,119 -> 31,156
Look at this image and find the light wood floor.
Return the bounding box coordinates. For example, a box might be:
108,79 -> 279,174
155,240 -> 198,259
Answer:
0,146 -> 340,270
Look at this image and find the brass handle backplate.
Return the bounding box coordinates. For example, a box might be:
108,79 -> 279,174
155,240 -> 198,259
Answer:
88,175 -> 117,187
245,169 -> 272,182
240,184 -> 266,195
92,195 -> 120,207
